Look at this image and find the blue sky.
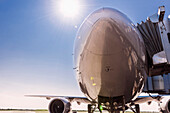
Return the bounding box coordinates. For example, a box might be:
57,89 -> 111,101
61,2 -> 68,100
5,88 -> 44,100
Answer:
0,0 -> 170,109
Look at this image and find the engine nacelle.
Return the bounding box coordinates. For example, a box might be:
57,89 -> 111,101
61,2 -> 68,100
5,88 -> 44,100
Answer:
49,98 -> 71,113
160,97 -> 170,113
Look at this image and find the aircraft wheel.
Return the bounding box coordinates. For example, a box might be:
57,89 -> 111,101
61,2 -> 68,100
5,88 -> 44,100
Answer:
88,104 -> 92,113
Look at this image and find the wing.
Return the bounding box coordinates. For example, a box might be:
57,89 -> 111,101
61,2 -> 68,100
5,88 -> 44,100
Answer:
25,95 -> 91,104
132,94 -> 170,105
132,95 -> 162,104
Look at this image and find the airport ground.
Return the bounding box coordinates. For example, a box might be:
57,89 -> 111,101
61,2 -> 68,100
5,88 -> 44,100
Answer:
0,111 -> 159,113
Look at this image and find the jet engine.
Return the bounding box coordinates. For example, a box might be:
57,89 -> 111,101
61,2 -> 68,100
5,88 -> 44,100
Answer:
49,98 -> 71,113
160,98 -> 170,113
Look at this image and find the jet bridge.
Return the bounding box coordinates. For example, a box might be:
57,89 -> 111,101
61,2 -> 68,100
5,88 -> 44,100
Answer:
137,6 -> 170,94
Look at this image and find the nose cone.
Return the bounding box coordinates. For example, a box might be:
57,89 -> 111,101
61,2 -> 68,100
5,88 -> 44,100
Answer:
76,8 -> 144,102
79,17 -> 134,100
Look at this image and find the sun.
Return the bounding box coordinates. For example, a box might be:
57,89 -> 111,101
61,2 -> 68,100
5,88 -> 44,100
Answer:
59,0 -> 80,18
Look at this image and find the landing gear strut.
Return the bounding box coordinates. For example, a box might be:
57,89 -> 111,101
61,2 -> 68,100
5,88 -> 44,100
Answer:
88,104 -> 96,113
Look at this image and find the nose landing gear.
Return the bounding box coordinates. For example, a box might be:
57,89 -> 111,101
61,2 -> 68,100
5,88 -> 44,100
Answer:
88,96 -> 141,113
96,96 -> 127,113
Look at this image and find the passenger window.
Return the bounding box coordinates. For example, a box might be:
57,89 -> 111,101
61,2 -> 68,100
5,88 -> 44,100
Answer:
168,33 -> 170,43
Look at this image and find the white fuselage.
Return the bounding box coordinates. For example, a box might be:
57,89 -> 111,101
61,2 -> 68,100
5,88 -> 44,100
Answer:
74,8 -> 147,103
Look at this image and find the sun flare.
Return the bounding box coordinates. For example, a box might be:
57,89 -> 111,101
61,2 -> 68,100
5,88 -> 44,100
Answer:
59,0 -> 80,18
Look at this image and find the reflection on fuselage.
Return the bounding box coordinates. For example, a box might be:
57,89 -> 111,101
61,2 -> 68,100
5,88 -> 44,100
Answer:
74,8 -> 147,103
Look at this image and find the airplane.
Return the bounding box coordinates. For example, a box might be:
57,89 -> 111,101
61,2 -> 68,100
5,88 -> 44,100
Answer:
26,6 -> 170,113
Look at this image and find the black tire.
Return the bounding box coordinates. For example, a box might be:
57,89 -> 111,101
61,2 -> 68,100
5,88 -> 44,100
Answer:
88,104 -> 92,113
